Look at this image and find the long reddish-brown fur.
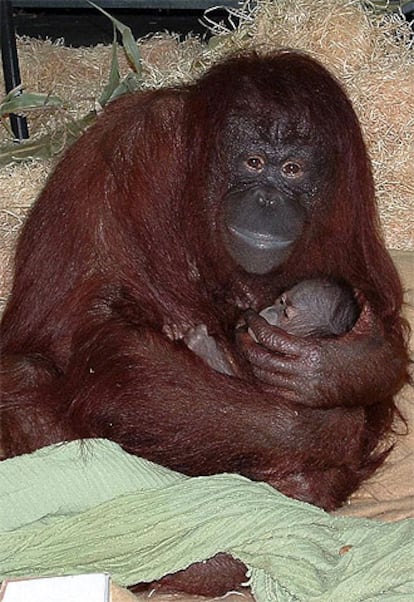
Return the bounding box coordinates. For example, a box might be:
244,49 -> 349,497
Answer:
0,52 -> 410,596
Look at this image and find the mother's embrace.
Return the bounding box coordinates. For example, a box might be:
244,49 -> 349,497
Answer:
0,51 -> 410,595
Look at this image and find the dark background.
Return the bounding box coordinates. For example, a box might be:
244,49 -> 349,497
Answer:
8,0 -> 414,48
10,5 -> 236,46
9,2 -> 414,48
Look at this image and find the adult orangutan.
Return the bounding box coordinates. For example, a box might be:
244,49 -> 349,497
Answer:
0,51 -> 410,595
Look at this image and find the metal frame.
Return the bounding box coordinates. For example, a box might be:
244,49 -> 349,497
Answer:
0,0 -> 29,140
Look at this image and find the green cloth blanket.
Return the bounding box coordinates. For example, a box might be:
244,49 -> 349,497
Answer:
1,440 -> 413,601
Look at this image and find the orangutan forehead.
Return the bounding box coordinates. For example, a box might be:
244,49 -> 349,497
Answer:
221,110 -> 321,157
224,105 -> 320,147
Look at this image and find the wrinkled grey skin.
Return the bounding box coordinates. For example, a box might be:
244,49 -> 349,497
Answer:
258,278 -> 359,338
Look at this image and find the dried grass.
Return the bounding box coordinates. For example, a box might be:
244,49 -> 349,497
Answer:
0,0 -> 413,310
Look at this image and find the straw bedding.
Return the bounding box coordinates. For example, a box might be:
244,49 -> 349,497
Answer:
0,2 -> 413,599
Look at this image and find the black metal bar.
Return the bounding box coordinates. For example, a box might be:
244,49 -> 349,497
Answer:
0,0 -> 29,140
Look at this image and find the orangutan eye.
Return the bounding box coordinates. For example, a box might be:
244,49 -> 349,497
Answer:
245,155 -> 266,172
281,161 -> 303,178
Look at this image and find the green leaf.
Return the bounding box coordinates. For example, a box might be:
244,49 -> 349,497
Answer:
98,27 -> 121,107
0,112 -> 96,168
88,1 -> 142,76
0,92 -> 63,117
107,73 -> 141,103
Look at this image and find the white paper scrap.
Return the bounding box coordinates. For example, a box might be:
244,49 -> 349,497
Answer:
0,573 -> 110,602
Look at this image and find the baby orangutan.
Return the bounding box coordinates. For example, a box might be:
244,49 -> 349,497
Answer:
185,278 -> 360,375
257,278 -> 360,338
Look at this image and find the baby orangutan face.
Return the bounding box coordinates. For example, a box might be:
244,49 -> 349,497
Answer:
258,278 -> 359,338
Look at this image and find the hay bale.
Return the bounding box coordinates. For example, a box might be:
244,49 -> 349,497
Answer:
0,0 -> 413,311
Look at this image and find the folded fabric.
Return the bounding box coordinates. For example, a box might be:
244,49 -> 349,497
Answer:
1,439 -> 413,601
